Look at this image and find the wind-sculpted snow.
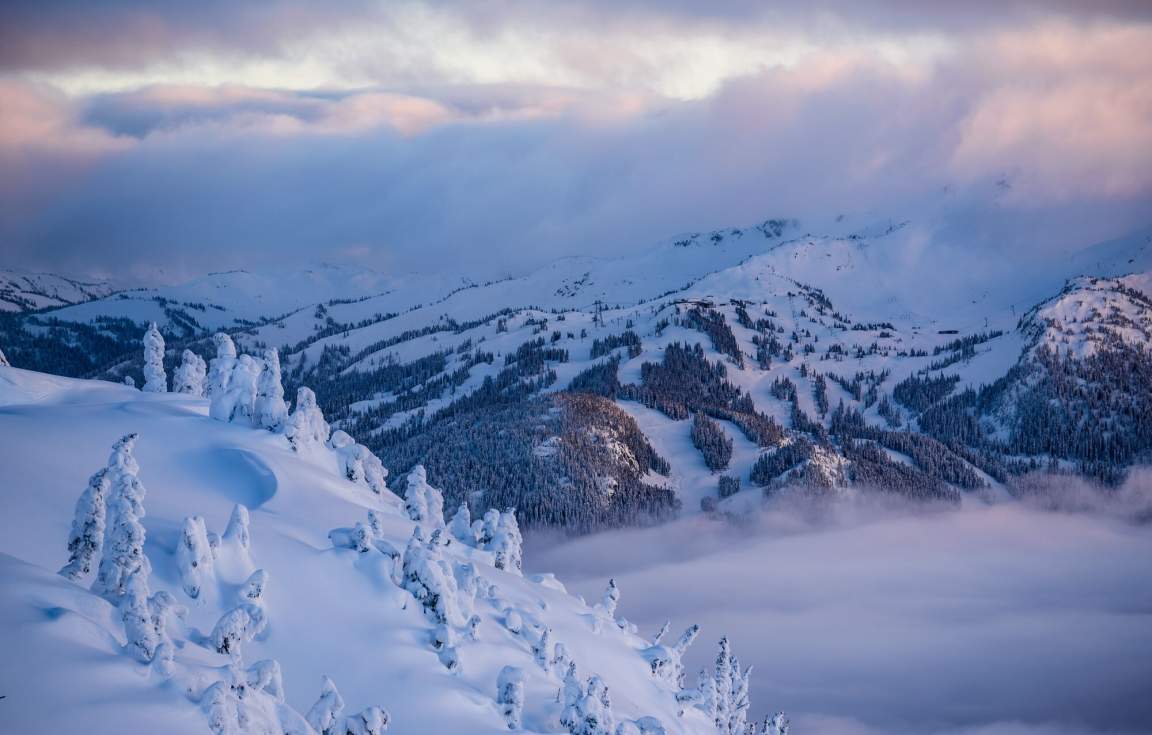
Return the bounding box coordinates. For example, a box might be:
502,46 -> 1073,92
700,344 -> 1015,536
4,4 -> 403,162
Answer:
0,365 -> 763,733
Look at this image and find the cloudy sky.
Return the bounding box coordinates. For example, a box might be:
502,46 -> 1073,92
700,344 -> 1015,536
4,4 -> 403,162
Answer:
1,1 -> 1150,282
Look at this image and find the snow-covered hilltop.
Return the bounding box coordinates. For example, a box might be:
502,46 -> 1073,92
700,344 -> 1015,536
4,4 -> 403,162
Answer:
0,269 -> 116,312
0,363 -> 781,734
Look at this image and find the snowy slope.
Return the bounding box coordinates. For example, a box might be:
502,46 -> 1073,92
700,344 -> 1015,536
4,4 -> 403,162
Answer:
0,365 -> 759,734
0,269 -> 116,312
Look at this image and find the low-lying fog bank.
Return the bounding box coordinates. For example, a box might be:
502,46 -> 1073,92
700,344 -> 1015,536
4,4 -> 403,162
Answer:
527,473 -> 1152,734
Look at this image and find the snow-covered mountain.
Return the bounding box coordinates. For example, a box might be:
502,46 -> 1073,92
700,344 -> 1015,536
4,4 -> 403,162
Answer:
0,269 -> 117,312
0,365 -> 768,734
2,213 -> 1151,535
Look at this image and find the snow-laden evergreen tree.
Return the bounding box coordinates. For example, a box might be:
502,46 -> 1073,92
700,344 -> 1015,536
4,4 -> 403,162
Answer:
307,676 -> 345,735
93,434 -> 151,599
478,509 -> 523,574
254,348 -> 289,431
696,666 -> 717,724
224,503 -> 251,550
329,430 -> 389,495
284,386 -> 330,452
211,564 -> 268,661
399,527 -> 463,626
123,375 -> 136,388
203,680 -> 242,735
59,467 -> 109,580
121,568 -> 158,663
552,641 -> 571,673
762,713 -> 790,735
602,578 -> 620,618
403,465 -> 445,528
149,590 -> 182,678
563,673 -> 614,735
343,706 -> 391,735
714,637 -> 733,731
205,332 -> 237,398
142,322 -> 167,393
497,665 -> 525,730
211,353 -> 261,424
533,627 -> 552,671
450,503 -> 475,545
727,656 -> 752,735
211,602 -> 268,660
0,346 -> 9,367
641,623 -> 699,687
176,515 -> 214,599
173,349 -> 207,396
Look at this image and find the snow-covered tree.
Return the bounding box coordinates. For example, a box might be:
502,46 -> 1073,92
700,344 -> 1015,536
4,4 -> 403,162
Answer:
714,637 -> 732,732
404,465 -> 445,528
562,671 -> 614,735
124,375 -> 136,388
449,503 -> 476,545
0,346 -> 9,367
211,603 -> 267,661
497,665 -> 525,730
399,527 -> 463,626
211,353 -> 261,424
602,578 -> 620,618
93,434 -> 151,599
59,467 -> 109,580
149,590 -> 182,678
285,386 -> 330,452
533,627 -> 552,671
254,348 -> 289,431
329,431 -> 390,495
142,322 -> 167,393
766,712 -> 791,735
121,569 -> 158,663
202,680 -> 242,735
307,676 -> 345,735
176,515 -> 214,599
344,706 -> 391,735
205,333 -> 237,398
241,569 -> 269,603
478,509 -> 523,574
552,642 -> 571,673
173,349 -> 207,396
642,623 -> 698,687
223,503 -> 251,551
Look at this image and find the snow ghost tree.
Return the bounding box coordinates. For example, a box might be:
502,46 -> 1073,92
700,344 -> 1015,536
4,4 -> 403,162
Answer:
490,510 -> 523,574
496,666 -> 525,730
173,350 -> 207,396
176,515 -> 215,599
59,467 -> 109,580
641,623 -> 699,687
0,346 -> 9,367
329,431 -> 389,495
121,569 -> 159,663
205,333 -> 238,398
284,386 -> 330,452
343,706 -> 391,735
224,504 -> 251,551
142,322 -> 167,393
93,434 -> 151,599
149,590 -> 182,678
763,712 -> 790,735
211,353 -> 261,425
400,527 -> 463,626
403,465 -> 445,528
602,579 -> 620,618
254,348 -> 288,431
450,503 -> 475,545
307,676 -> 345,735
